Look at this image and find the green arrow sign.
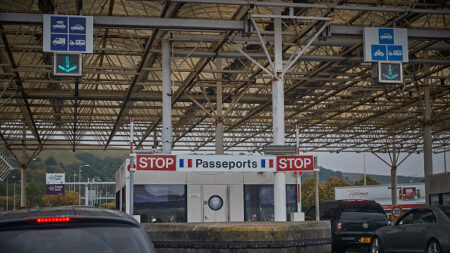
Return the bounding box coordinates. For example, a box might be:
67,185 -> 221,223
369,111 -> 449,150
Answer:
54,53 -> 82,76
58,56 -> 78,73
382,64 -> 399,80
378,62 -> 402,83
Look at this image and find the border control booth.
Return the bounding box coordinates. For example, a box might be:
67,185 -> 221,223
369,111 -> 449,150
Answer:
115,153 -> 314,223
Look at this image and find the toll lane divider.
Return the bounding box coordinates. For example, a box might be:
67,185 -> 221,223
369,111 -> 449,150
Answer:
136,154 -> 316,172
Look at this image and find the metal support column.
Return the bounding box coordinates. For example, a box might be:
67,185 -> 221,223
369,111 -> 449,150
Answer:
215,58 -> 224,155
314,157 -> 320,221
20,164 -> 26,207
162,39 -> 172,154
85,183 -> 89,206
391,165 -> 398,206
273,6 -> 286,222
423,85 -> 433,204
129,117 -> 134,215
391,138 -> 398,206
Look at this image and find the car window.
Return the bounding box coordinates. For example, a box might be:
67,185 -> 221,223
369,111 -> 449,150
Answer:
342,201 -> 384,213
341,212 -> 388,221
416,209 -> 437,224
397,210 -> 416,225
0,224 -> 154,253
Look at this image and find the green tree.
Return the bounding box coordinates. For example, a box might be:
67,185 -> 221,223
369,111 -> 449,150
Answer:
301,178 -> 316,209
354,176 -> 380,186
45,156 -> 58,166
27,181 -> 45,208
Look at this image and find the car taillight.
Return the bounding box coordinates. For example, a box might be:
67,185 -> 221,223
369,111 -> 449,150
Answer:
337,222 -> 342,233
24,216 -> 80,223
36,217 -> 71,223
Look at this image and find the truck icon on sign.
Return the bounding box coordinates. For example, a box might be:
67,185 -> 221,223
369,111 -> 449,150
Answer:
52,20 -> 66,30
52,37 -> 66,45
71,24 -> 84,32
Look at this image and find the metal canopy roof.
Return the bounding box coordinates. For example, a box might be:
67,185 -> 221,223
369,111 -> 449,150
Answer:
0,0 -> 449,157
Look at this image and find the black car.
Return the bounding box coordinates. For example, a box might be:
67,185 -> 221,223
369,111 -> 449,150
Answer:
370,205 -> 450,253
306,199 -> 390,253
0,206 -> 155,253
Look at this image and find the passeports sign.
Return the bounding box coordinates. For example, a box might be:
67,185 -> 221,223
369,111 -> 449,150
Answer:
136,154 -> 315,172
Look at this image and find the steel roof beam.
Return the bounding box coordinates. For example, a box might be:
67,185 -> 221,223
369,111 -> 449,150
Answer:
0,13 -> 245,31
1,13 -> 448,39
0,29 -> 41,147
104,1 -> 179,149
171,0 -> 450,15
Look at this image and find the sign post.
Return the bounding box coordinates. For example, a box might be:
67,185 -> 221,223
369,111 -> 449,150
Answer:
43,14 -> 93,77
391,205 -> 403,221
43,15 -> 93,53
46,173 -> 65,195
364,27 -> 407,84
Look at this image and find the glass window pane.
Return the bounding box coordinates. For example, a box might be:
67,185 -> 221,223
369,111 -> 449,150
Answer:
430,194 -> 440,206
443,194 -> 450,206
0,225 -> 154,253
416,209 -> 436,224
244,184 -> 297,222
134,185 -> 187,223
398,211 -> 415,225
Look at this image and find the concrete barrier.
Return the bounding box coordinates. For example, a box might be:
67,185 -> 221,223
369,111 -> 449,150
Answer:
143,221 -> 331,253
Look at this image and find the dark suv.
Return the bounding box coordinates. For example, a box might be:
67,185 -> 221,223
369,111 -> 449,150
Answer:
305,200 -> 390,253
0,206 -> 155,253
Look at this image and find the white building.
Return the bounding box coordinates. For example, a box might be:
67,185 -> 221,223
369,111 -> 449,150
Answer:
115,158 -> 305,223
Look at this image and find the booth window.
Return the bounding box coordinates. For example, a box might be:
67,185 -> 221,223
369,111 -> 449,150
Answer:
244,184 -> 297,221
134,185 -> 187,223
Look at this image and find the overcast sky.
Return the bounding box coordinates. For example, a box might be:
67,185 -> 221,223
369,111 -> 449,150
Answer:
303,151 -> 449,177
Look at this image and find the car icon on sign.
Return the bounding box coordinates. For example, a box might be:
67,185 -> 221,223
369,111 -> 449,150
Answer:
380,33 -> 393,40
53,21 -> 66,30
69,39 -> 86,46
374,49 -> 384,57
52,37 -> 66,45
71,24 -> 84,32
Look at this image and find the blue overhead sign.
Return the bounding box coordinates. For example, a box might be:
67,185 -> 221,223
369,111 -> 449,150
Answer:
43,15 -> 93,53
364,27 -> 408,62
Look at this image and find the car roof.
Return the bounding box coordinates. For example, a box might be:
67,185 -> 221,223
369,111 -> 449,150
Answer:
0,206 -> 138,226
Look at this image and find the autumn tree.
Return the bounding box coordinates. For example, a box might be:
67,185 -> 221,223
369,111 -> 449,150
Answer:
100,202 -> 116,209
301,177 -> 350,209
354,176 -> 380,186
43,190 -> 79,207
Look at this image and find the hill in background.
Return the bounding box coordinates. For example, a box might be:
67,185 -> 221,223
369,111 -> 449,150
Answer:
2,149 -> 423,184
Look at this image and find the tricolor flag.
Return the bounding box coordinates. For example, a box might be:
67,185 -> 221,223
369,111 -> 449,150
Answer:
179,158 -> 193,168
261,158 -> 274,168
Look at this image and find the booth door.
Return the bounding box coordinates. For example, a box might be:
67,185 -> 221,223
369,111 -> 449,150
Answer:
203,185 -> 228,222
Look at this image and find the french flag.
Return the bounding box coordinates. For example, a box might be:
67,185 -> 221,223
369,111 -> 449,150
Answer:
261,159 -> 274,168
179,158 -> 193,168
